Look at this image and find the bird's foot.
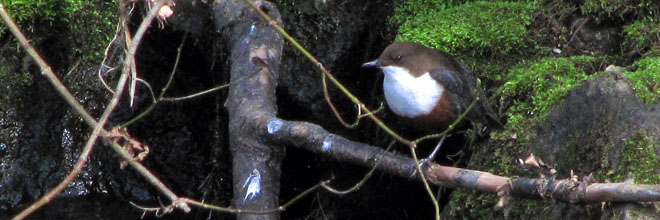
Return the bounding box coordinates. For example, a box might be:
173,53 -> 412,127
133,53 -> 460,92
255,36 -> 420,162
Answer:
409,135 -> 448,179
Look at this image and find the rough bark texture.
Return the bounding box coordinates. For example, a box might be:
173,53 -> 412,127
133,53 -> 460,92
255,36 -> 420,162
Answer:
2,1 -> 660,219
214,0 -> 284,219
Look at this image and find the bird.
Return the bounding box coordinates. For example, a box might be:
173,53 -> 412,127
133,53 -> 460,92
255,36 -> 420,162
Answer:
362,41 -> 502,161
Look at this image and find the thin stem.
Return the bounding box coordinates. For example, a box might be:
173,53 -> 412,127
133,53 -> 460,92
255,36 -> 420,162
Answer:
0,3 -> 97,127
159,33 -> 187,97
321,73 -> 385,129
243,0 -> 411,145
159,66 -> 260,102
182,179 -> 326,215
413,97 -> 478,144
97,6 -> 129,94
119,33 -> 187,128
112,1 -> 187,208
2,1 -> 188,219
119,102 -> 156,129
409,146 -> 441,220
322,69 -> 355,128
321,140 -> 394,194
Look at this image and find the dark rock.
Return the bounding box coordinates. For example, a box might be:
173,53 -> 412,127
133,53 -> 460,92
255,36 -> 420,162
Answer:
532,73 -> 659,176
528,73 -> 659,219
447,70 -> 660,219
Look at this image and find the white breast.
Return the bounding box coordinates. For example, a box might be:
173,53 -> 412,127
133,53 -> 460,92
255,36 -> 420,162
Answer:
381,66 -> 444,118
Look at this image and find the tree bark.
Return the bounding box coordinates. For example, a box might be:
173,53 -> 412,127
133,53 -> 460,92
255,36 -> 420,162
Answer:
214,0 -> 284,219
213,1 -> 660,219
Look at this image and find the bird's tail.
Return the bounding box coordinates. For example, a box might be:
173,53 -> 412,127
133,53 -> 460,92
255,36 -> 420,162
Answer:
469,96 -> 504,130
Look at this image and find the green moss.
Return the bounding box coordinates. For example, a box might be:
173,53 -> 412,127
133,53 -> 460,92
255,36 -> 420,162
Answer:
0,68 -> 31,101
394,1 -> 539,57
624,57 -> 660,104
580,0 -> 660,22
488,56 -> 599,174
447,187 -> 549,219
1,0 -> 116,63
0,0 -> 61,24
66,1 -> 117,63
643,49 -> 660,57
498,56 -> 596,130
447,188 -> 499,219
605,132 -> 660,184
622,19 -> 660,56
391,0 -> 463,26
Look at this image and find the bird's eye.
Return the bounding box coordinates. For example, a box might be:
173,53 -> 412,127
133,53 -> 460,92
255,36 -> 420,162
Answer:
394,55 -> 402,61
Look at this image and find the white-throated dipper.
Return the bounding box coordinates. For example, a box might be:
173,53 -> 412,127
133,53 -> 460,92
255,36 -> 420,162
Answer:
362,41 -> 502,160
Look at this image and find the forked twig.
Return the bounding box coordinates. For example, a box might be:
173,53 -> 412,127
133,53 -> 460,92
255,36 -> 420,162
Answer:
320,140 -> 395,194
1,1 -> 191,219
241,2 -> 484,219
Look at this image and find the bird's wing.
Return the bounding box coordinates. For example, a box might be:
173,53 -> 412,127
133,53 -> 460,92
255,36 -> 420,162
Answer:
428,58 -> 477,109
429,56 -> 504,128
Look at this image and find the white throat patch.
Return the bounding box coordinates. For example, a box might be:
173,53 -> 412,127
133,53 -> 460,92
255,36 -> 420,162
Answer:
381,66 -> 444,118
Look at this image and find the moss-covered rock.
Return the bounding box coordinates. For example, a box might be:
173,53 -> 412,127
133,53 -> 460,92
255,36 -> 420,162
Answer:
624,57 -> 660,104
622,19 -> 660,57
0,0 -> 116,64
0,0 -> 118,212
395,1 -> 539,57
580,0 -> 660,23
444,188 -> 501,219
387,0 -> 660,219
498,56 -> 598,128
452,73 -> 660,219
606,132 -> 660,184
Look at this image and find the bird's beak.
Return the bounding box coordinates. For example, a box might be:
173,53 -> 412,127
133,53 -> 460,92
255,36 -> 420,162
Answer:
361,60 -> 380,68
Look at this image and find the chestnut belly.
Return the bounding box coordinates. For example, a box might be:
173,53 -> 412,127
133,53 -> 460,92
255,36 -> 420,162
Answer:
400,93 -> 461,134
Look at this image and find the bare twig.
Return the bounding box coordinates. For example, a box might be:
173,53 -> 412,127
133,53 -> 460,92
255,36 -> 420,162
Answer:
130,179 -> 327,216
101,1 -> 191,212
242,0 -> 410,146
322,69 -> 358,128
0,3 -> 97,127
241,2 -> 487,219
120,32 -> 259,128
158,69 -> 258,102
321,140 -> 395,194
1,4 -> 99,219
97,3 -> 135,94
118,33 -> 188,128
321,71 -> 385,128
181,180 -> 326,215
2,1 -> 191,219
410,146 -> 441,220
159,33 -> 187,97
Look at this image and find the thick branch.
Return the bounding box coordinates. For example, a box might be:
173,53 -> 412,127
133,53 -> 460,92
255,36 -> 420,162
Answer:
212,0 -> 660,217
260,118 -> 660,204
214,0 -> 284,220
